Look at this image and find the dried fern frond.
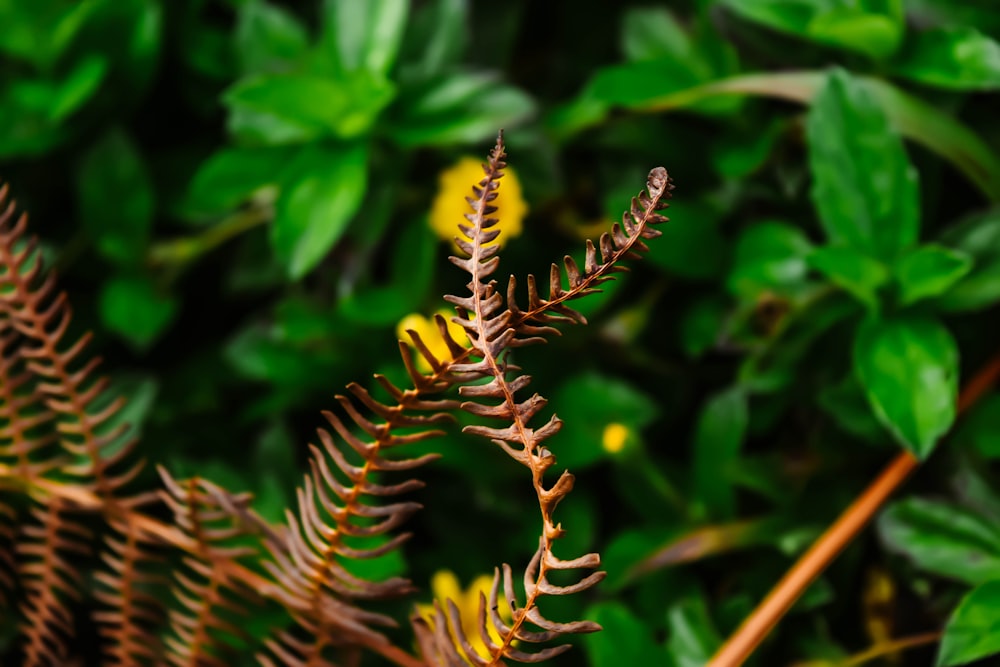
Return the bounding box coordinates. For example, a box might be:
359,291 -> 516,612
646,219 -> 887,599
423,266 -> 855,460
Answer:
0,184 -> 143,500
17,497 -> 92,665
413,133 -> 671,665
158,467 -> 269,667
258,381 -> 453,667
93,513 -> 167,666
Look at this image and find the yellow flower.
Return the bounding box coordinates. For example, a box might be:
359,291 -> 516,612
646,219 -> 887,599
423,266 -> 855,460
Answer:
429,157 -> 527,250
602,423 -> 630,454
396,309 -> 470,373
416,570 -> 513,660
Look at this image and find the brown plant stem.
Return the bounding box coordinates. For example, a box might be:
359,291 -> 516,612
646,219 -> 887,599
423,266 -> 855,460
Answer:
709,348 -> 1000,667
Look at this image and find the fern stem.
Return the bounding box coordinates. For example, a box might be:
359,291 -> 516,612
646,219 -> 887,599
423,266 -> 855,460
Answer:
708,347 -> 1000,666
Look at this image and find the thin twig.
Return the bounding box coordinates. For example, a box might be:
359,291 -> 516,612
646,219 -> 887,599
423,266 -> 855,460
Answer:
709,348 -> 1000,666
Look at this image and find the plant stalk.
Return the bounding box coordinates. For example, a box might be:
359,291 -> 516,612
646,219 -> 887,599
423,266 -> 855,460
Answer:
708,349 -> 1000,666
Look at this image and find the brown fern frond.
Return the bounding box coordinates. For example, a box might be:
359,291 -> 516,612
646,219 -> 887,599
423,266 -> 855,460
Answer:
414,133 -> 669,665
506,167 -> 672,339
257,380 -> 453,665
159,467 -> 268,667
17,497 -> 92,666
0,184 -> 143,500
93,512 -> 168,666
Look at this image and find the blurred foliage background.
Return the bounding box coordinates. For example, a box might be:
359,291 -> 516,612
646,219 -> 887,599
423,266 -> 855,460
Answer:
4,0 -> 1000,664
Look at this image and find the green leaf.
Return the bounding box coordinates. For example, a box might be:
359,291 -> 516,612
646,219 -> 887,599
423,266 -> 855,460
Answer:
719,0 -> 902,59
808,246 -> 890,310
666,594 -> 723,667
806,8 -> 902,59
0,0 -> 95,70
77,128 -> 154,266
183,146 -> 289,220
692,387 -> 749,519
224,71 -> 395,144
727,221 -> 813,298
235,0 -> 308,75
389,72 -> 535,147
99,275 -> 178,350
894,27 -> 1000,91
49,56 -> 108,122
272,143 -> 369,279
397,0 -> 467,80
583,602 -> 669,666
621,7 -> 692,63
894,244 -> 973,306
879,498 -> 1000,585
551,372 -> 658,470
952,395 -> 1000,459
854,316 -> 958,458
938,210 -> 1000,311
807,69 -> 919,260
938,580 -> 1000,666
320,0 -> 408,75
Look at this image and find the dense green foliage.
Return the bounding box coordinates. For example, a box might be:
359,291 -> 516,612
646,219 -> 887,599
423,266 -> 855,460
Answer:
4,0 -> 1000,664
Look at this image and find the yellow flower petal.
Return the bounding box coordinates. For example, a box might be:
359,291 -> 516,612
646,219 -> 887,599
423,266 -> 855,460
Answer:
429,156 -> 527,250
602,423 -> 630,454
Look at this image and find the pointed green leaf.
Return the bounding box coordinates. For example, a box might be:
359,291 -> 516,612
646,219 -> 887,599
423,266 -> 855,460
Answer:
938,210 -> 1000,311
808,246 -> 889,309
235,0 -> 309,75
99,275 -> 178,350
894,27 -> 1000,91
321,0 -> 408,75
895,244 -> 973,305
854,316 -> 958,458
880,498 -> 1000,585
273,143 -> 368,279
807,69 -> 919,260
938,580 -> 1000,666
583,602 -> 670,666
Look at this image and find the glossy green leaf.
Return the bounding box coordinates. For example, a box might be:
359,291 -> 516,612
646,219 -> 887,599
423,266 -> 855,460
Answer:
583,602 -> 670,666
389,72 -> 534,147
808,246 -> 889,309
77,128 -> 154,266
397,0 -> 467,80
727,221 -> 813,298
807,69 -> 919,260
272,142 -> 368,279
854,315 -> 958,458
894,27 -> 1000,90
693,387 -> 749,519
938,580 -> 1000,666
879,498 -> 1000,585
895,244 -> 972,305
719,0 -> 902,59
235,0 -> 308,75
99,275 -> 178,350
321,0 -> 408,75
224,71 -> 395,144
938,210 -> 1000,311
